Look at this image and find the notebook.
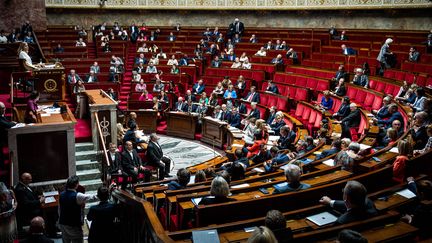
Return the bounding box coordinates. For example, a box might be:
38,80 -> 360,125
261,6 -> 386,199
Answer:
306,212 -> 338,226
192,229 -> 220,243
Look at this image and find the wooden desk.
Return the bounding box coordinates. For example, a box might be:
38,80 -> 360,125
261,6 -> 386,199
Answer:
8,103 -> 76,186
85,89 -> 118,149
201,116 -> 228,149
166,112 -> 198,140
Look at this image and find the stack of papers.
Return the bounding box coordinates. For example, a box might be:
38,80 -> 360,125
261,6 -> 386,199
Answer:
396,189 -> 416,199
323,159 -> 335,166
231,183 -> 250,189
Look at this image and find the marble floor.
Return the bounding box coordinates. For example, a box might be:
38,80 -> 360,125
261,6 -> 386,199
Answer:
158,135 -> 221,175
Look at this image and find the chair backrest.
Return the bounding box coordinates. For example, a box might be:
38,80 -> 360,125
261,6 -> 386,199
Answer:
12,106 -> 23,123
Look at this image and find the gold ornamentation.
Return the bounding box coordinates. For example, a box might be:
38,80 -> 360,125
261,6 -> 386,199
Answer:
44,79 -> 58,92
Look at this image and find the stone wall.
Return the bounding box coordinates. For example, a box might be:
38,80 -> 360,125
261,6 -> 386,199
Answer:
0,0 -> 47,32
46,9 -> 432,31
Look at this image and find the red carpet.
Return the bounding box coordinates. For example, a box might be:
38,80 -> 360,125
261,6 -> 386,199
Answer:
75,118 -> 92,143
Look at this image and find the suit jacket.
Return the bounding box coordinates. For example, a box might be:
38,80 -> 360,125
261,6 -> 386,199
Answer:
90,66 -> 100,73
333,199 -> 377,224
377,43 -> 390,62
245,92 -> 260,103
229,113 -> 241,128
273,182 -> 310,194
211,60 -> 222,68
266,113 -> 276,125
352,75 -> 369,87
343,47 -> 356,56
14,182 -> 41,226
192,84 -> 205,94
278,131 -> 296,150
410,126 -> 428,150
147,141 -> 163,166
175,102 -> 187,112
0,116 -> 15,146
341,109 -> 361,127
107,151 -> 123,174
334,85 -> 347,96
67,74 -> 82,84
315,147 -> 339,160
85,75 -> 98,83
378,111 -> 403,129
334,71 -> 347,81
229,22 -> 244,34
267,85 -> 279,94
121,149 -> 142,174
248,108 -> 261,119
270,121 -> 286,136
20,234 -> 54,243
87,201 -> 119,243
336,103 -> 350,118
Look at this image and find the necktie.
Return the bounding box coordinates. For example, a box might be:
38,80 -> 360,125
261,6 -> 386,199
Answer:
247,93 -> 254,102
72,76 -> 76,83
236,23 -> 239,32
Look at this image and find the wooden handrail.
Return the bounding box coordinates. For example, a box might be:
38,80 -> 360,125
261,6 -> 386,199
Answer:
32,31 -> 46,63
94,111 -> 110,167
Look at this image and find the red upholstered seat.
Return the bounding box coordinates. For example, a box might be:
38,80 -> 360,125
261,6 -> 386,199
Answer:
308,110 -> 317,125
316,80 -> 329,91
368,79 -> 377,90
295,88 -> 308,101
289,87 -> 297,99
267,96 -> 278,108
260,93 -> 269,106
346,87 -> 358,100
355,90 -> 367,105
294,103 -> 304,117
384,85 -> 395,97
274,73 -> 285,83
276,98 -> 289,112
371,96 -> 383,111
416,74 -> 427,87
426,76 -> 432,87
383,70 -> 395,79
364,93 -> 375,109
306,78 -> 317,90
333,98 -> 342,112
295,77 -> 307,87
301,107 -> 311,122
394,71 -> 406,81
375,82 -> 386,93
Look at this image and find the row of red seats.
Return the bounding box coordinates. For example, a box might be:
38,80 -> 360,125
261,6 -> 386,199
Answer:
383,69 -> 431,87
273,73 -> 330,92
262,81 -> 310,102
205,68 -> 265,82
345,84 -> 383,111
401,62 -> 432,75
285,66 -> 334,80
291,102 -> 323,135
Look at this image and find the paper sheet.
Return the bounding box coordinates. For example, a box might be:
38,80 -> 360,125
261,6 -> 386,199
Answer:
43,191 -> 59,197
323,159 -> 335,166
389,147 -> 399,153
231,183 -> 250,189
359,144 -> 372,151
252,168 -> 264,173
44,196 -> 56,204
396,189 -> 416,199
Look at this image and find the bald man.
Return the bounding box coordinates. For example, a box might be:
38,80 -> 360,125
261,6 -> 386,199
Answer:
20,216 -> 54,243
14,172 -> 43,229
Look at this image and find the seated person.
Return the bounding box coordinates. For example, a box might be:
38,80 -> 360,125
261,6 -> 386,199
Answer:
337,230 -> 368,243
273,164 -> 311,194
231,57 -> 242,69
273,126 -> 296,150
251,144 -> 272,165
221,149 -> 250,171
334,103 -> 360,139
266,106 -> 278,125
229,107 -> 241,128
123,123 -> 146,145
332,96 -> 351,120
264,146 -> 289,172
270,114 -> 286,136
408,46 -> 420,62
266,80 -> 279,94
341,44 -> 356,55
352,68 -> 369,88
223,85 -> 237,99
243,86 -> 260,103
255,47 -> 267,56
242,117 -> 257,145
244,132 -> 265,158
331,78 -> 347,97
153,79 -> 164,92
213,82 -> 224,96
107,143 -> 127,188
174,97 -> 187,112
167,55 -> 178,66
287,140 -> 307,160
135,79 -> 146,92
286,48 -> 298,64
305,136 -> 316,151
145,62 -> 157,74
413,124 -> 432,156
242,59 -> 252,69
374,103 -> 404,129
138,90 -> 153,101
167,32 -> 176,41
372,96 -> 392,119
211,56 -> 222,68
75,37 -> 86,47
167,168 -> 191,190
334,142 -> 361,172
53,43 -> 64,53
121,141 -> 150,182
85,70 -> 98,83
315,139 -> 341,160
247,102 -> 261,119
192,79 -> 205,95
199,176 -> 236,205
265,210 -> 293,243
319,90 -> 334,110
410,112 -> 429,150
319,180 -> 377,224
271,54 -> 284,64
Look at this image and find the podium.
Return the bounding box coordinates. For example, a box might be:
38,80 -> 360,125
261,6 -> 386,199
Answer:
127,109 -> 158,134
8,103 -> 76,186
201,116 -> 227,149
33,66 -> 66,101
166,112 -> 198,139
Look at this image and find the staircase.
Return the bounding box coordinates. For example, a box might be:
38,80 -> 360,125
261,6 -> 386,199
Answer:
75,142 -> 102,210
118,45 -> 137,110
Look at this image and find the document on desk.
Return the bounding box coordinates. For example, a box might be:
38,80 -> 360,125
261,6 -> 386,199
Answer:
44,196 -> 56,204
43,191 -> 59,197
306,212 -> 338,226
191,197 -> 203,206
11,123 -> 25,129
323,159 -> 335,167
396,189 -> 417,199
40,113 -> 51,117
252,168 -> 264,173
389,147 -> 399,153
359,144 -> 371,151
192,229 -> 220,243
231,183 -> 250,189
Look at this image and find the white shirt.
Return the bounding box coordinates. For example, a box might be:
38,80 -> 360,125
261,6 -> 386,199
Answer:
0,35 -> 7,43
19,51 -> 33,65
128,150 -> 134,160
167,59 -> 178,66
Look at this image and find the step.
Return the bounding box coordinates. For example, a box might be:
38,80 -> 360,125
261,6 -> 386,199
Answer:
75,150 -> 98,161
76,168 -> 101,181
79,178 -> 103,191
76,160 -> 100,171
75,142 -> 94,152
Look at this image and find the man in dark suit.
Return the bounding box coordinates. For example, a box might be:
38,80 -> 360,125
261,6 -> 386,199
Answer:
211,56 -> 222,68
264,41 -> 274,50
273,164 -> 310,194
341,44 -> 356,56
274,126 -> 296,150
213,105 -> 224,120
14,172 -> 43,229
175,97 -> 187,112
184,90 -> 196,102
410,111 -> 429,150
375,104 -> 404,130
20,217 -> 54,243
315,139 -> 341,160
192,79 -> 205,95
266,106 -> 277,125
336,103 -> 361,139
221,104 -> 231,122
121,141 -> 150,182
87,187 -> 119,243
320,180 -> 377,224
333,96 -> 351,120
229,107 -> 241,128
84,70 -> 98,83
107,143 -> 127,188
147,134 -> 172,180
243,86 -> 260,103
129,23 -> 139,43
247,102 -> 261,119
266,81 -> 279,94
0,102 -> 15,168
228,18 -> 244,38
67,69 -> 82,84
332,65 -> 348,86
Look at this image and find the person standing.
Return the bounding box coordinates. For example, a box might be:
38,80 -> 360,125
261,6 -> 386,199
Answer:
146,134 -> 172,180
59,176 -> 97,243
